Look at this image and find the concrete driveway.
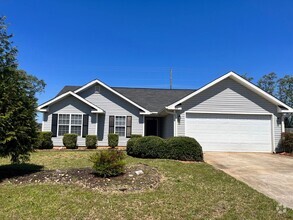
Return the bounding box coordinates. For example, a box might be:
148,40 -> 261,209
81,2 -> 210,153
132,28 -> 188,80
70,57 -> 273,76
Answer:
204,153 -> 293,209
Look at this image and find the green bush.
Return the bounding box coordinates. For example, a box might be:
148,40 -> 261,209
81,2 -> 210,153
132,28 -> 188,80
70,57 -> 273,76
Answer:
130,134 -> 142,138
89,150 -> 126,177
282,133 -> 293,153
126,136 -> 203,161
127,136 -> 166,158
126,136 -> 141,156
37,132 -> 53,149
86,135 -> 97,149
166,136 -> 203,161
63,133 -> 78,149
108,133 -> 119,148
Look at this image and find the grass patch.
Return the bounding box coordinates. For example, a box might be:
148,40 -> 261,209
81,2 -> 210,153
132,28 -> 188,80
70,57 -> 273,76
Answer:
0,151 -> 292,219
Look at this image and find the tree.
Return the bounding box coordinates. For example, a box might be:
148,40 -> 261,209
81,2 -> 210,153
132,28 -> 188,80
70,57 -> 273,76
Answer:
0,16 -> 45,163
241,73 -> 254,82
257,72 -> 277,96
277,75 -> 293,108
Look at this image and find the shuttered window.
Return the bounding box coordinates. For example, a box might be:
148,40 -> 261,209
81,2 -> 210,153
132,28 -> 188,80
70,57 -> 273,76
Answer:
115,116 -> 126,136
55,114 -> 83,136
109,115 -> 132,137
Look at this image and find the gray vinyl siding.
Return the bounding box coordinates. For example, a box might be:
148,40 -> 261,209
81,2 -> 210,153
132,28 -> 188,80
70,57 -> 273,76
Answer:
177,78 -> 282,149
162,114 -> 174,138
78,84 -> 144,146
42,96 -> 96,146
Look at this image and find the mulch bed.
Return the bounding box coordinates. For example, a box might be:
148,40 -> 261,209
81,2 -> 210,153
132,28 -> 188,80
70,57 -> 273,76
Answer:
1,164 -> 162,192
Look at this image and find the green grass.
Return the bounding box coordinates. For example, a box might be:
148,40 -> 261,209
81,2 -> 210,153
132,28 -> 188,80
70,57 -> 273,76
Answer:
0,151 -> 292,219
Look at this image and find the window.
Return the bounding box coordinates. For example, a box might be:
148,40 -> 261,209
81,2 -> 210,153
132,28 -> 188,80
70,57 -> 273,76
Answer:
58,114 -> 82,136
71,114 -> 82,136
115,116 -> 126,136
58,114 -> 70,136
109,115 -> 132,137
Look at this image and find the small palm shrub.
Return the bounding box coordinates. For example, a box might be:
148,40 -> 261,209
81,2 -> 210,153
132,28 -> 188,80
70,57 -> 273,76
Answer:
63,134 -> 78,149
89,150 -> 126,177
86,135 -> 97,149
108,133 -> 119,148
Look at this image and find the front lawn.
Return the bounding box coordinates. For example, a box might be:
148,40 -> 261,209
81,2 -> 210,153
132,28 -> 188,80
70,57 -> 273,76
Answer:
0,151 -> 292,219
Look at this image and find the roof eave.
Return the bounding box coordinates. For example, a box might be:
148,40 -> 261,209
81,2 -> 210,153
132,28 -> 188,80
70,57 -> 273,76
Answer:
166,71 -> 293,111
74,79 -> 151,114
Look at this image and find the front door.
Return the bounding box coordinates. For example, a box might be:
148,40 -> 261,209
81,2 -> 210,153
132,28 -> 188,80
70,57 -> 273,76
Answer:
145,117 -> 158,136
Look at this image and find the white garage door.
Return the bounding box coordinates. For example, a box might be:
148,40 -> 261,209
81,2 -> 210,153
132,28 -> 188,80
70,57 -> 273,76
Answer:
185,113 -> 272,152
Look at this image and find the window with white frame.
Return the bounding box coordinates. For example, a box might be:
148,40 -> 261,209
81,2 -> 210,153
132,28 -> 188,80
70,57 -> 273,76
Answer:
115,116 -> 126,136
58,114 -> 82,136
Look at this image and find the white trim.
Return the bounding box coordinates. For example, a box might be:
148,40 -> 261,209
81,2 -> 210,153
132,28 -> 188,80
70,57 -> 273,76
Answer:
142,115 -> 145,136
166,71 -> 293,112
114,115 -> 127,138
42,114 -> 45,131
74,79 -> 151,114
37,91 -> 104,113
57,113 -> 84,137
185,111 -> 273,116
95,114 -> 98,135
173,112 -> 177,136
271,114 -> 275,152
281,115 -> 285,133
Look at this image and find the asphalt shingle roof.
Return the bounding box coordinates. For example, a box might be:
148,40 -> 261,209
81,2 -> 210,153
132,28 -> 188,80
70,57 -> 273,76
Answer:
56,85 -> 195,112
112,87 -> 195,112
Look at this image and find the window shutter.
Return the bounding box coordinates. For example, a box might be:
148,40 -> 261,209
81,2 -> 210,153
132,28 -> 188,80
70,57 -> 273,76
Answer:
109,115 -> 114,133
51,114 -> 58,137
82,114 -> 89,137
126,116 -> 132,138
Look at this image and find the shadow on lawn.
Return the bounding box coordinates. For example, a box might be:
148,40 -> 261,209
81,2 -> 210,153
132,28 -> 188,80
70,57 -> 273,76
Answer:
0,163 -> 44,183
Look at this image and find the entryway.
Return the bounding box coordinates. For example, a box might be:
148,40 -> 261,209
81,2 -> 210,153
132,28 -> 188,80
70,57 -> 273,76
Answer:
145,117 -> 159,136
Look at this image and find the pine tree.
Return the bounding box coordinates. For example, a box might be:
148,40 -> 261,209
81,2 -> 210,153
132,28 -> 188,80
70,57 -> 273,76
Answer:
0,16 -> 45,163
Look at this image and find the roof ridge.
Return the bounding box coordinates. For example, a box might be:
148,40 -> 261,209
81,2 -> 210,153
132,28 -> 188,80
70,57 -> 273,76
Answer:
112,86 -> 196,91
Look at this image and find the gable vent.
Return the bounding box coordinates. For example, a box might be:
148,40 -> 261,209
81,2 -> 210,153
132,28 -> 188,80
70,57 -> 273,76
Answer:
94,85 -> 100,94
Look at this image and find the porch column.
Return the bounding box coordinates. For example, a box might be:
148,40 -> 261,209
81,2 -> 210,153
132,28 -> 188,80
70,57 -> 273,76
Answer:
281,114 -> 285,133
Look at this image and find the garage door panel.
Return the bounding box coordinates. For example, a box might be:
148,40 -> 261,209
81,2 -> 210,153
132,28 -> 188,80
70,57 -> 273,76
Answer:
185,113 -> 272,152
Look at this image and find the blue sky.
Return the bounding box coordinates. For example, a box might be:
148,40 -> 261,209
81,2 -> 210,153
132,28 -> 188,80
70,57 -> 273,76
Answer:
2,0 -> 293,108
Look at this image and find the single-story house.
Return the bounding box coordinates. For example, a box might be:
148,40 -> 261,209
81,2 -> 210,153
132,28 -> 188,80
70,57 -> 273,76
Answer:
37,71 -> 293,152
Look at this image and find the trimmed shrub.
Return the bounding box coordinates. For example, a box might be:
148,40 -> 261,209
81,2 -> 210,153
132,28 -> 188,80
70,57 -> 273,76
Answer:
165,136 -> 203,161
63,133 -> 78,149
126,136 -> 203,161
89,150 -> 126,177
129,136 -> 166,158
108,133 -> 119,148
86,135 -> 97,149
130,134 -> 142,138
281,132 -> 293,153
37,132 -> 53,149
126,136 -> 141,156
